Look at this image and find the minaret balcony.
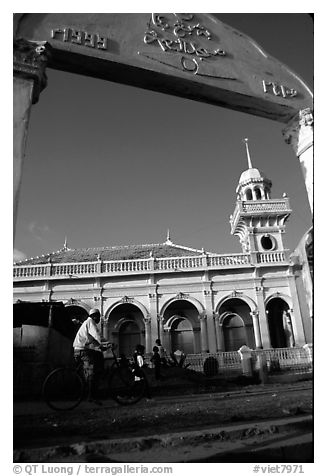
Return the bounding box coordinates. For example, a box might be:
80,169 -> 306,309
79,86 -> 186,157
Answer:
230,198 -> 291,232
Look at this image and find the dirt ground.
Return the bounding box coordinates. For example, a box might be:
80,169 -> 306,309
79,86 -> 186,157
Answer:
14,380 -> 312,451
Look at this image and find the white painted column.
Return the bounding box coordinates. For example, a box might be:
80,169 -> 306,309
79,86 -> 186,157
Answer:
203,289 -> 218,352
199,314 -> 209,353
255,287 -> 271,348
214,314 -> 225,351
144,316 -> 152,353
288,276 -> 306,346
250,310 -> 263,349
283,108 -> 313,213
148,292 -> 158,348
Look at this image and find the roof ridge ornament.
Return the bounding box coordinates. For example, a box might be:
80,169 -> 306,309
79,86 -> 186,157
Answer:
165,229 -> 173,245
243,138 -> 253,169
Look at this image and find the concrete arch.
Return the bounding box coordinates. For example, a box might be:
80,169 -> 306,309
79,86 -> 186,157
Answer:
114,316 -> 143,332
159,295 -> 205,318
218,311 -> 245,326
64,300 -> 90,313
265,293 -> 292,308
104,299 -> 149,321
215,294 -> 257,315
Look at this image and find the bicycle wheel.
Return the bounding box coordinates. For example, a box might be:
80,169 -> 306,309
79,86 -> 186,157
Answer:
43,367 -> 85,411
109,365 -> 147,405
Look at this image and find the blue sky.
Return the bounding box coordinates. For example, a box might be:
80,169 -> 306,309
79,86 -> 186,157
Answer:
13,13 -> 313,262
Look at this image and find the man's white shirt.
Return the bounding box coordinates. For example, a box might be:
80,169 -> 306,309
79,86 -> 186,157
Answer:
73,317 -> 102,351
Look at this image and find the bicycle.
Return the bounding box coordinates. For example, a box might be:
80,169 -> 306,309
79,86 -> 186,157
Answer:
42,343 -> 149,411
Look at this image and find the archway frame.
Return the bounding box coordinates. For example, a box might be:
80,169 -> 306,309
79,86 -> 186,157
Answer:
265,293 -> 292,309
104,299 -> 150,322
64,300 -> 91,313
159,295 -> 205,323
215,293 -> 257,316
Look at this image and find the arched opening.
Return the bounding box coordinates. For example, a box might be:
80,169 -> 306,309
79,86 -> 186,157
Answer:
218,298 -> 255,351
162,299 -> 201,354
222,313 -> 247,351
254,187 -> 262,200
118,320 -> 142,357
170,317 -> 194,354
107,303 -> 145,356
266,298 -> 290,348
245,188 -> 253,200
264,187 -> 270,199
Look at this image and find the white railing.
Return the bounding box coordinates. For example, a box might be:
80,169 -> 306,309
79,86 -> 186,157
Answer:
52,262 -> 98,276
156,256 -> 203,270
13,264 -> 49,279
208,254 -> 251,266
242,200 -> 289,213
179,347 -> 311,376
13,250 -> 288,281
185,351 -> 242,374
257,251 -> 285,264
103,259 -> 151,273
252,347 -> 312,373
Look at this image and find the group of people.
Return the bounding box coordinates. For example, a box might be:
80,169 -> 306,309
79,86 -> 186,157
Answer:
72,308 -> 168,403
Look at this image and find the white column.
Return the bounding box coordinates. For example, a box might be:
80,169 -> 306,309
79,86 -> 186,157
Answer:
214,314 -> 225,351
283,108 -> 313,213
199,314 -> 209,353
255,287 -> 271,348
144,316 -> 152,353
203,289 -> 218,352
148,293 -> 158,347
288,276 -> 306,346
250,311 -> 263,349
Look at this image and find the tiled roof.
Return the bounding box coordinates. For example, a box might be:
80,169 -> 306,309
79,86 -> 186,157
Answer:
14,242 -> 214,266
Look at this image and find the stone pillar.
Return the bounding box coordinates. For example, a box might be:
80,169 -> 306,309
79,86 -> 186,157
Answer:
282,108 -> 313,213
255,287 -> 271,348
238,345 -> 253,377
303,343 -> 313,366
148,293 -> 158,347
14,39 -> 51,240
250,310 -> 263,349
103,319 -> 110,341
285,310 -> 295,347
144,316 -> 152,354
214,314 -> 225,351
203,290 -> 217,352
198,313 -> 209,353
288,276 -> 306,346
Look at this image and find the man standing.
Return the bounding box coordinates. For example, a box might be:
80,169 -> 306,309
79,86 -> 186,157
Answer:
73,308 -> 106,403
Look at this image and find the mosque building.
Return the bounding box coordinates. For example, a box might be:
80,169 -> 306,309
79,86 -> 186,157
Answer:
13,141 -> 312,358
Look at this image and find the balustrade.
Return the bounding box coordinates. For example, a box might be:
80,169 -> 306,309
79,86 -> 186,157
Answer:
14,250 -> 290,281
257,251 -> 285,264
242,200 -> 289,213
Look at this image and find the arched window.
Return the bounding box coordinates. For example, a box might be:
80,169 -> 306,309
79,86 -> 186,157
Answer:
245,188 -> 252,200
222,314 -> 247,351
254,187 -> 262,200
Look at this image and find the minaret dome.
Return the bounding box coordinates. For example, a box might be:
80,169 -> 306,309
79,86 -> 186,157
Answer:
236,138 -> 272,201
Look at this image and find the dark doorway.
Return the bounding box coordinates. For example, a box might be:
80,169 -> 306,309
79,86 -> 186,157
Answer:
266,298 -> 289,348
118,321 -> 141,357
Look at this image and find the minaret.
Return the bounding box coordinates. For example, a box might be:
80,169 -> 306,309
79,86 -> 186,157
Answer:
230,139 -> 292,254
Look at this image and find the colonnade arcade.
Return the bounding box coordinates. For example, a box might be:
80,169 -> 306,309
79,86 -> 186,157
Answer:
62,294 -> 296,356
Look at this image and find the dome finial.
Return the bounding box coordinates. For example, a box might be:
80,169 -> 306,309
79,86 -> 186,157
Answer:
243,138 -> 253,169
63,236 -> 68,251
